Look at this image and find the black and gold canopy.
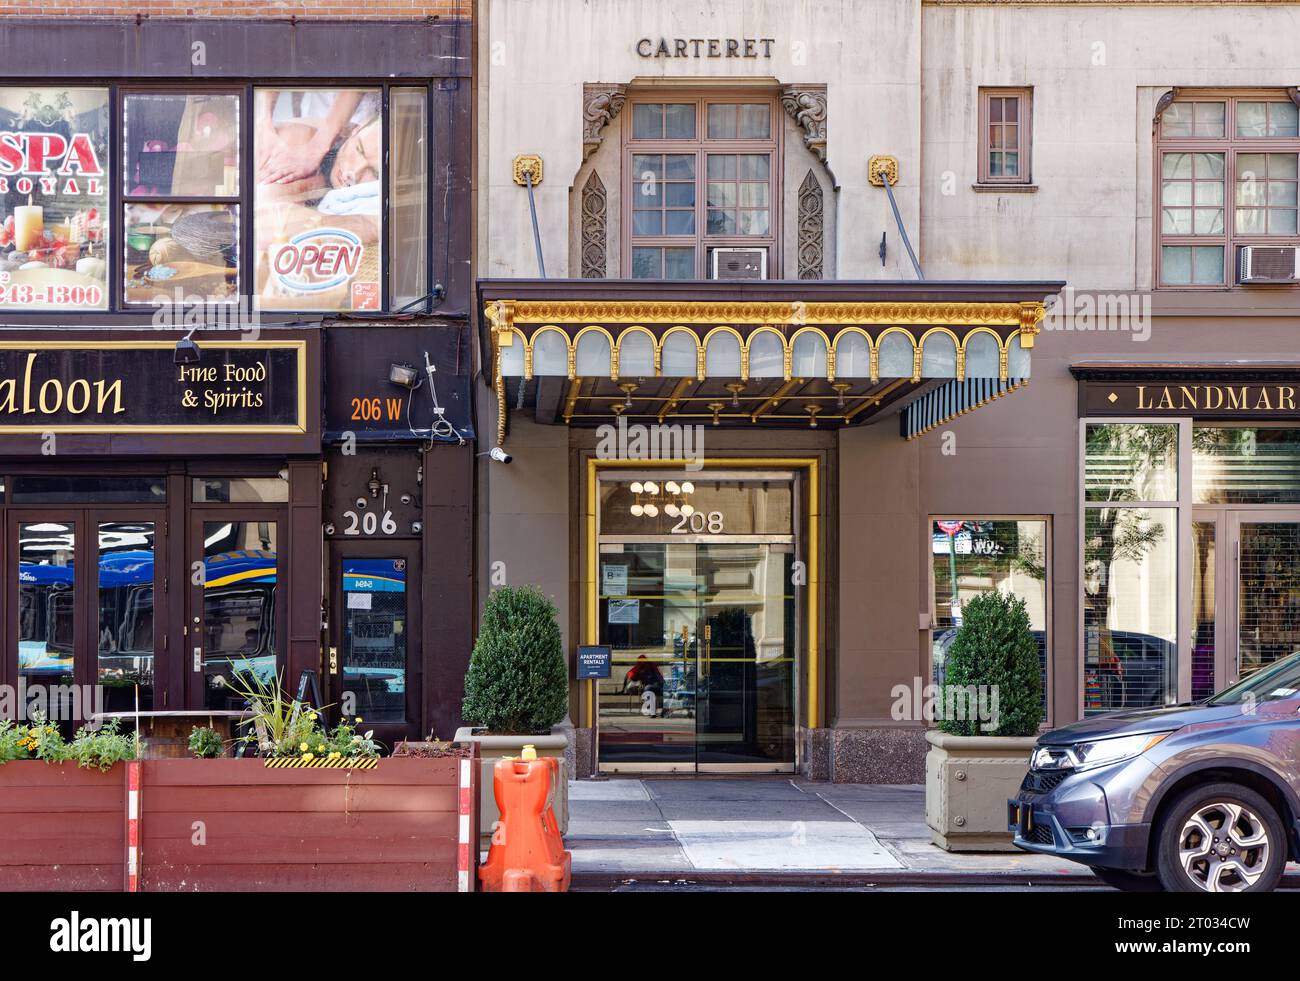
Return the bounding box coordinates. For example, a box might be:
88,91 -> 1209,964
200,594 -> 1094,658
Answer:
477,280 -> 1061,441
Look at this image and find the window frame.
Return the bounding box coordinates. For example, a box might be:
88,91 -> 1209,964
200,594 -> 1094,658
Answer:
1154,89 -> 1300,290
0,79 -> 436,316
621,91 -> 783,279
977,87 -> 1033,186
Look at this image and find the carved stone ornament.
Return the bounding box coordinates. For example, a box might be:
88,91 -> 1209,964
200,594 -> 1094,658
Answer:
797,170 -> 824,280
1152,87 -> 1180,130
780,84 -> 828,164
582,84 -> 628,162
581,172 -> 608,279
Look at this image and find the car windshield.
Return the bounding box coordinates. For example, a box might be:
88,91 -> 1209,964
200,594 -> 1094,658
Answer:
1207,651 -> 1300,706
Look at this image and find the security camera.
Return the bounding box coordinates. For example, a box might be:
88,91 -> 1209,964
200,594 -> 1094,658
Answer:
355,497 -> 367,509
488,446 -> 512,464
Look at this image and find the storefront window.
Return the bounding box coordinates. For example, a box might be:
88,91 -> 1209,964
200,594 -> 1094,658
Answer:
18,521 -> 76,688
1084,422 -> 1178,501
201,520 -> 277,710
192,476 -> 288,503
1194,427 -> 1300,503
389,87 -> 428,311
253,87 -> 382,312
124,203 -> 238,305
98,521 -> 155,711
1083,507 -> 1178,713
340,558 -> 407,723
1083,422 -> 1180,714
930,519 -> 1049,712
1237,522 -> 1300,677
10,476 -> 165,504
0,86 -> 110,310
1192,521 -> 1217,701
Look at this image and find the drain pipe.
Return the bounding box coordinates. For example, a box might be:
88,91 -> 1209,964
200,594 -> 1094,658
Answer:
870,155 -> 923,281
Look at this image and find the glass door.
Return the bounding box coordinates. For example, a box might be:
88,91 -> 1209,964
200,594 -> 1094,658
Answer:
8,508 -> 165,724
188,509 -> 283,710
595,472 -> 798,773
694,541 -> 795,768
1229,510 -> 1300,686
328,540 -> 421,743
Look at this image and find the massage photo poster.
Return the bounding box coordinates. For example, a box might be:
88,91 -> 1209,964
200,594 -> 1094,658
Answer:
254,87 -> 383,312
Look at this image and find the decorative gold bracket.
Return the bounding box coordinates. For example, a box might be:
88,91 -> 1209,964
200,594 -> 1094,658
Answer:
867,154 -> 898,187
513,154 -> 544,186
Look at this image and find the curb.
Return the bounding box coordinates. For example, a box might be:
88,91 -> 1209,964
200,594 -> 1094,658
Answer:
572,869 -> 1300,891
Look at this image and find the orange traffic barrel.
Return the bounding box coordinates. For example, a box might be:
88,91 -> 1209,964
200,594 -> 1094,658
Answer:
479,745 -> 572,892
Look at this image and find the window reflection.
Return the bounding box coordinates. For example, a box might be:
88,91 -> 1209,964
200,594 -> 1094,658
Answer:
19,522 -> 76,688
1083,507 -> 1177,713
931,519 -> 1048,713
202,520 -> 277,710
1085,423 -> 1178,502
341,558 -> 407,723
98,522 -> 155,711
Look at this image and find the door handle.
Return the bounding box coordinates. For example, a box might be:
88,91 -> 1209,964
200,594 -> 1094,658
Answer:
193,646 -> 202,672
328,646 -> 339,675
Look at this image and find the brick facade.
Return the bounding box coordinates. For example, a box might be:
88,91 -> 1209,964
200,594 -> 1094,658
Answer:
0,0 -> 470,18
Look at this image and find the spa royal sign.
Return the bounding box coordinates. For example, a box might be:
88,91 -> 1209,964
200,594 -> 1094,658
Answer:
0,342 -> 305,433
0,87 -> 110,310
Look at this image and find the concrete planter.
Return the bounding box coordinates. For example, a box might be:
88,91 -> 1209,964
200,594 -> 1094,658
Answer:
924,730 -> 1037,852
454,726 -> 569,848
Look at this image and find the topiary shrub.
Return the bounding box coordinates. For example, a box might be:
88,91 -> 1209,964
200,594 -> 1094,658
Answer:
462,585 -> 568,734
938,591 -> 1042,737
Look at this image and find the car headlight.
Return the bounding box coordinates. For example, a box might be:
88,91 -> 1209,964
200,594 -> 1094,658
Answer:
1031,732 -> 1172,772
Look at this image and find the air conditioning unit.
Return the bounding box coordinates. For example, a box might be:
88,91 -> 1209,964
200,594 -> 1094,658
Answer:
1238,245 -> 1299,285
710,247 -> 768,280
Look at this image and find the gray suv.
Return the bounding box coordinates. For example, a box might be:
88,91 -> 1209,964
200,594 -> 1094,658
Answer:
1009,651 -> 1300,892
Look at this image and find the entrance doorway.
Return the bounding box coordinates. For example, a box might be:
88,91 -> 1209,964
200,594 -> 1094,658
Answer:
596,472 -> 799,773
8,506 -> 167,717
327,540 -> 422,744
1192,509 -> 1300,698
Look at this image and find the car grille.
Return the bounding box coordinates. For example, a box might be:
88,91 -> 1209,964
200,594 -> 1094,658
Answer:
1019,769 -> 1069,796
1026,824 -> 1055,846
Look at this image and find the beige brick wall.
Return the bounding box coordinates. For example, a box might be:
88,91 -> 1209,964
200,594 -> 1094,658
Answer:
0,0 -> 470,18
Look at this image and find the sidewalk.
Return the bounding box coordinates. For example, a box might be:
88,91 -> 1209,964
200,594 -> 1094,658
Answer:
567,778 -> 1094,884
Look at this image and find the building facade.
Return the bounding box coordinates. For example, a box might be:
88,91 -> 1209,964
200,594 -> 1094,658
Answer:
475,0 -> 1300,780
0,4 -> 475,746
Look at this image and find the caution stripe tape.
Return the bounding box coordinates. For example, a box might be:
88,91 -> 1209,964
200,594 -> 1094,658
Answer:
263,756 -> 378,769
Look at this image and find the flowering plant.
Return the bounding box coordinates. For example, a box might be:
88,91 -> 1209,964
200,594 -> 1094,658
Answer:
223,670 -> 380,761
0,716 -> 138,771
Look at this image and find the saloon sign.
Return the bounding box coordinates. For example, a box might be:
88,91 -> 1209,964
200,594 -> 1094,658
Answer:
0,341 -> 305,433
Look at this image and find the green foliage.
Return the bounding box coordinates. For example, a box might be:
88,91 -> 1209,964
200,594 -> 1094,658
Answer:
0,716 -> 138,771
939,592 -> 1043,738
462,585 -> 568,734
188,726 -> 226,759
224,671 -> 380,760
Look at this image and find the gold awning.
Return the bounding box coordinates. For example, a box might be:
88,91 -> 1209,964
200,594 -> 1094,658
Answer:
477,283 -> 1056,442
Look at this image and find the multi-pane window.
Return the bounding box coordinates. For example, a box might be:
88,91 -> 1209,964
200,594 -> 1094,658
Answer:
978,88 -> 1032,184
0,83 -> 431,313
625,96 -> 778,279
1157,93 -> 1300,287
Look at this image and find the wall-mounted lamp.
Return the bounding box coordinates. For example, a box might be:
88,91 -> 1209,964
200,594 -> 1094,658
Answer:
367,469 -> 382,498
173,329 -> 200,365
389,363 -> 419,388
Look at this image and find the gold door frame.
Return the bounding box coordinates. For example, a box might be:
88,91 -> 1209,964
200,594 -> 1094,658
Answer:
585,456 -> 821,764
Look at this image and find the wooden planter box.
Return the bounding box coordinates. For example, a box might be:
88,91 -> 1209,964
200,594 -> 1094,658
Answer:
0,763 -> 125,891
0,750 -> 477,892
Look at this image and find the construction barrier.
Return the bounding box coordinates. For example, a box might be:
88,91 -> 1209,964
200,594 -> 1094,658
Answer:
479,745 -> 571,892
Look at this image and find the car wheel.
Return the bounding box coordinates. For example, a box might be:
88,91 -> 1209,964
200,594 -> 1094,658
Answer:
1090,867 -> 1163,892
1155,783 -> 1287,893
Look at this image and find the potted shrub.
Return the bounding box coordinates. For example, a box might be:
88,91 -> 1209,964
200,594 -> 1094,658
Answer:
925,591 -> 1043,851
455,585 -> 570,846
